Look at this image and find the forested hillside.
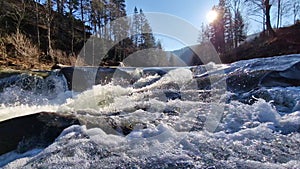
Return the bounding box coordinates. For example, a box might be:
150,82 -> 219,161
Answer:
199,0 -> 300,63
0,0 -> 160,70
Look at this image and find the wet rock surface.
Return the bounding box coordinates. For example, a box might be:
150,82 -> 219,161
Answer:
0,112 -> 80,155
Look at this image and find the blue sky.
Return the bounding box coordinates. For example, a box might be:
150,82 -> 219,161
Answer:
125,0 -> 219,51
126,0 -> 219,28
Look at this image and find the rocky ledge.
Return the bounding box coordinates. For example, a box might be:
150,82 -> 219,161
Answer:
0,112 -> 80,155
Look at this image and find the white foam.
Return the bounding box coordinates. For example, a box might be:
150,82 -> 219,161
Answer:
0,104 -> 59,122
280,111 -> 300,133
133,68 -> 193,92
59,84 -> 133,113
2,58 -> 300,167
0,149 -> 42,168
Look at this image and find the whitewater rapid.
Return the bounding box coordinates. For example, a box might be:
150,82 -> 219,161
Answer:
1,54 -> 300,168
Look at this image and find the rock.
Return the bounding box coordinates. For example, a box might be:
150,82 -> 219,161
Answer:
0,112 -> 80,155
60,67 -> 118,91
51,63 -> 69,70
260,62 -> 300,87
226,70 -> 268,93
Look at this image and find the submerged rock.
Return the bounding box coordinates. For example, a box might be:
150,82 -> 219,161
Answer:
0,112 -> 80,155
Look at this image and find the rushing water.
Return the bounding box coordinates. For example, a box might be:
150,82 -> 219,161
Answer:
1,54 -> 300,168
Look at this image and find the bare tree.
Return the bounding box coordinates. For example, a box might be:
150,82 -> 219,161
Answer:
276,0 -> 281,28
264,0 -> 276,36
79,0 -> 89,39
34,0 -> 41,48
245,0 -> 266,32
229,0 -> 246,47
66,0 -> 79,54
292,1 -> 300,24
5,0 -> 27,34
245,0 -> 276,37
274,0 -> 289,28
273,0 -> 299,27
44,0 -> 54,57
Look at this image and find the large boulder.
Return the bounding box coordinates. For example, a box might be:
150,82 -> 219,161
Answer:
0,112 -> 80,155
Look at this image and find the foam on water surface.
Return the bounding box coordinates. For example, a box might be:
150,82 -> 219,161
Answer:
0,104 -> 59,122
1,55 -> 300,168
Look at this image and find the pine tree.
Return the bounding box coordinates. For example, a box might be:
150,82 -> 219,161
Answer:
198,23 -> 210,43
233,9 -> 246,47
110,0 -> 129,61
209,3 -> 226,53
111,0 -> 128,41
66,0 -> 79,54
229,0 -> 246,47
131,6 -> 140,47
207,0 -> 241,53
224,6 -> 234,50
139,9 -> 156,49
79,0 -> 89,41
156,40 -> 162,49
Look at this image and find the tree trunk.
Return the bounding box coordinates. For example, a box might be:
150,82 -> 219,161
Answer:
80,0 -> 86,40
46,0 -> 53,57
35,0 -> 40,48
56,0 -> 64,14
293,2 -> 299,24
264,0 -> 276,37
47,19 -> 52,56
68,2 -> 74,54
277,0 -> 280,28
80,0 -> 86,57
71,20 -> 74,54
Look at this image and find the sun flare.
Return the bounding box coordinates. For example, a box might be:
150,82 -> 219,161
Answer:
206,10 -> 218,23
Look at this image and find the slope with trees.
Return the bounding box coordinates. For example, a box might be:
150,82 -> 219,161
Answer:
200,0 -> 247,54
199,0 -> 300,64
0,0 -> 161,69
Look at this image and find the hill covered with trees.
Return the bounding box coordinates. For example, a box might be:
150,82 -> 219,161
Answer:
221,22 -> 300,63
0,0 -> 161,70
198,0 -> 300,62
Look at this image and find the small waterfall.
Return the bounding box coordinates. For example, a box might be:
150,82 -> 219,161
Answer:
0,70 -> 69,106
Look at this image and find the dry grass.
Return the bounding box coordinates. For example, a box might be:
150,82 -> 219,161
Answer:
0,39 -> 6,60
5,33 -> 40,58
222,23 -> 300,63
1,33 -> 45,70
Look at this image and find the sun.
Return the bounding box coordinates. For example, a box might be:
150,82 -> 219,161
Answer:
206,10 -> 218,23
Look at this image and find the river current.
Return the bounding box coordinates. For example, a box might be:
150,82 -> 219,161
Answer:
0,54 -> 300,168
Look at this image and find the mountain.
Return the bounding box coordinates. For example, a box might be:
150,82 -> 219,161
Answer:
171,42 -> 223,66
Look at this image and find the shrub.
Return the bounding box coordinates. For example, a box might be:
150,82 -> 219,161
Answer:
0,38 -> 6,60
5,32 -> 39,58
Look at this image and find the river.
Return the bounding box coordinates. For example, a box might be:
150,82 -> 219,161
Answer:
0,54 -> 300,168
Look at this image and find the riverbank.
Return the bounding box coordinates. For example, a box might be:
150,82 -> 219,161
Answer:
1,23 -> 300,71
221,22 -> 300,63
